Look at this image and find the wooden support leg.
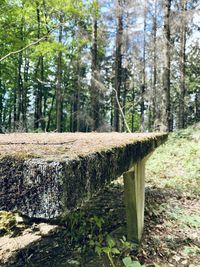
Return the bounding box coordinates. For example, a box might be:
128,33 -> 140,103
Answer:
123,159 -> 146,242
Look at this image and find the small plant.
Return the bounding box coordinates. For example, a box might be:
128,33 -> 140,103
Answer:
120,235 -> 135,252
183,245 -> 200,255
94,235 -> 120,267
122,256 -> 145,267
0,211 -> 25,236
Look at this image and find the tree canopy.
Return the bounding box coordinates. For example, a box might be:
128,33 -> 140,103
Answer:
0,0 -> 199,133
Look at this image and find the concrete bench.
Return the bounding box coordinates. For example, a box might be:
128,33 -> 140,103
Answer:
0,132 -> 167,242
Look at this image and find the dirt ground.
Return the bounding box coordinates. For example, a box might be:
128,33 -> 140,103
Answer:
0,180 -> 199,267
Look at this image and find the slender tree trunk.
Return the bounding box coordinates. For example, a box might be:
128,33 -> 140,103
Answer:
195,88 -> 200,122
8,105 -> 12,132
111,92 -> 114,129
91,13 -> 99,131
140,0 -> 147,132
46,92 -> 55,132
114,0 -> 123,132
163,0 -> 171,131
70,101 -> 73,132
13,68 -> 17,131
22,56 -> 29,131
122,10 -> 130,133
34,2 -> 43,130
122,84 -> 127,132
72,93 -> 78,132
17,51 -> 23,125
0,68 -> 3,132
72,69 -> 80,132
178,0 -> 187,129
40,57 -> 45,131
56,16 -> 63,132
152,0 -> 157,129
131,90 -> 135,132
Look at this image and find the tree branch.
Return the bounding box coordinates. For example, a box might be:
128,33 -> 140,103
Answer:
0,19 -> 66,63
112,87 -> 131,133
0,36 -> 48,62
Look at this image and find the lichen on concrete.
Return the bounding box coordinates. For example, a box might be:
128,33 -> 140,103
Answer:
0,133 -> 168,219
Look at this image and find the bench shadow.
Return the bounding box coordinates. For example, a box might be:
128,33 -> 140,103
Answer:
1,183 -> 189,267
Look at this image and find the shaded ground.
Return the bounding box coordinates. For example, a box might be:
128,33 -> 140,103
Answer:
0,182 -> 199,267
0,125 -> 200,266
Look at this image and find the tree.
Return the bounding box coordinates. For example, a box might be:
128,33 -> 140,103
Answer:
114,0 -> 123,132
90,0 -> 100,131
162,0 -> 172,131
177,0 -> 187,129
56,15 -> 63,132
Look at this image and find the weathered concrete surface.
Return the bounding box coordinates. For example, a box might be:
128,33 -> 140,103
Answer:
0,133 -> 168,219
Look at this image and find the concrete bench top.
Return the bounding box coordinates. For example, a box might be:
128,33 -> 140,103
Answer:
0,132 -> 167,161
0,132 -> 167,223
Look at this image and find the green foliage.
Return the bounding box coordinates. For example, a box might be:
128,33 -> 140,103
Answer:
0,211 -> 16,236
0,211 -> 25,236
122,257 -> 145,267
62,210 -> 143,267
126,111 -> 140,132
183,245 -> 200,255
146,125 -> 200,195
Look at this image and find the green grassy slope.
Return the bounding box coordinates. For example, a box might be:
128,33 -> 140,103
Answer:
146,123 -> 200,196
141,124 -> 200,266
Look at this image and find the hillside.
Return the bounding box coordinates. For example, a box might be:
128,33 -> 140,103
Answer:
146,123 -> 200,195
142,124 -> 200,266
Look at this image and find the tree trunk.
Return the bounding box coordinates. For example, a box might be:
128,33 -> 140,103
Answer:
140,0 -> 147,132
16,18 -> 24,130
72,73 -> 80,132
178,0 -> 187,129
0,68 -> 3,132
56,16 -> 63,132
22,56 -> 29,132
152,0 -> 157,129
195,88 -> 200,122
114,0 -> 123,132
131,90 -> 135,132
34,2 -> 43,130
17,52 -> 23,125
13,68 -> 17,131
122,68 -> 127,132
163,0 -> 171,132
46,91 -> 55,132
91,13 -> 99,131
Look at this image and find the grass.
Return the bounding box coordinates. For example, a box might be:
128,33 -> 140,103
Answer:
143,124 -> 200,266
146,123 -> 200,195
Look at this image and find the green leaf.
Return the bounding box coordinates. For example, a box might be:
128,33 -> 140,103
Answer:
122,257 -> 143,267
122,256 -> 133,266
106,235 -> 115,248
102,247 -> 111,254
95,246 -> 102,256
111,248 -> 120,254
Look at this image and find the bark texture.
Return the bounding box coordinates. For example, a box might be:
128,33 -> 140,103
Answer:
163,0 -> 171,131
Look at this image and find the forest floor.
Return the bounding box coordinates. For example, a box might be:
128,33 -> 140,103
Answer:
0,125 -> 200,267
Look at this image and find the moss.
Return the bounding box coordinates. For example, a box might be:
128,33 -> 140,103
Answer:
0,133 -> 167,220
0,211 -> 26,236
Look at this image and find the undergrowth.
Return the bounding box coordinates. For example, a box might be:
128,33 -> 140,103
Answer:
146,124 -> 200,195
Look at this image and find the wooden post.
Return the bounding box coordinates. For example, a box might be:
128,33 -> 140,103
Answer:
123,159 -> 146,242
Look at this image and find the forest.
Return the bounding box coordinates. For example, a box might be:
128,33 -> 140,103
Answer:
0,1 -> 200,266
0,0 -> 199,133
